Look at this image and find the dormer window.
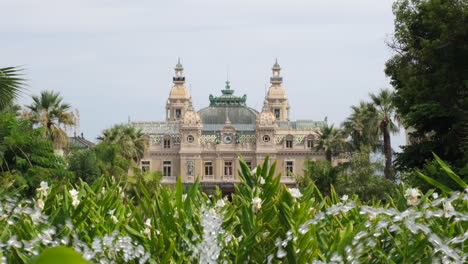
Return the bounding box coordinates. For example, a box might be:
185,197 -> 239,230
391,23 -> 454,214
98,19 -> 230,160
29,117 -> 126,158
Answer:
274,109 -> 280,119
163,138 -> 171,149
175,109 -> 182,119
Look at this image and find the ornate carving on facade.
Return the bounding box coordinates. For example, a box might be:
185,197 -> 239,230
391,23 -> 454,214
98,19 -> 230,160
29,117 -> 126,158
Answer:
149,135 -> 161,145
131,59 -> 329,189
275,135 -> 285,144
187,160 -> 194,176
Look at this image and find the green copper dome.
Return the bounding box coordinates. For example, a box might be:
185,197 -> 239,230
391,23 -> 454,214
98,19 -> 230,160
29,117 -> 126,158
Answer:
208,81 -> 247,107
199,81 -> 257,131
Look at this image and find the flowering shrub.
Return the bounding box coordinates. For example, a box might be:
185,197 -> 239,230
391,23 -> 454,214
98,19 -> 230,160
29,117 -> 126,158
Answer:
0,157 -> 467,263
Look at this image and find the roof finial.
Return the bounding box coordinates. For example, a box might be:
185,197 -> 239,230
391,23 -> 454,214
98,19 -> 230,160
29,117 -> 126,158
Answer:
273,58 -> 280,69
175,57 -> 183,68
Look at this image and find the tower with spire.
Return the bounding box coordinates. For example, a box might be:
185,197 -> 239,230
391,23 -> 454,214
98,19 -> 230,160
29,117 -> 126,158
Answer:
264,59 -> 290,121
166,58 -> 192,121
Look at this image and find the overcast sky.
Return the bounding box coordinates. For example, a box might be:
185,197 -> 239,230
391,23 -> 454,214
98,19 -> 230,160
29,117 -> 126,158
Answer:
0,0 -> 405,149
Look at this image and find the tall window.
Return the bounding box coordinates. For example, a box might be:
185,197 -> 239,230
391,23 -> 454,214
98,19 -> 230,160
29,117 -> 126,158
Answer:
163,138 -> 171,148
286,139 -> 293,148
175,109 -> 182,119
224,161 -> 233,177
163,161 -> 172,176
286,161 -> 294,176
204,161 -> 213,177
307,139 -> 314,148
245,161 -> 252,170
141,161 -> 150,172
274,109 -> 280,119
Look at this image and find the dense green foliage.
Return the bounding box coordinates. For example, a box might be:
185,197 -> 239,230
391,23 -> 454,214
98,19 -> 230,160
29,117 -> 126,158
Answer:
300,150 -> 394,201
0,157 -> 467,263
315,124 -> 347,162
0,112 -> 71,195
68,148 -> 101,184
342,89 -> 399,180
385,0 -> 468,171
98,124 -> 147,163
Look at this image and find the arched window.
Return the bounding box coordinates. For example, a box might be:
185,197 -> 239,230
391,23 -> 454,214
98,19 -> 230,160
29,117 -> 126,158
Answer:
285,135 -> 293,149
163,136 -> 171,149
307,135 -> 315,149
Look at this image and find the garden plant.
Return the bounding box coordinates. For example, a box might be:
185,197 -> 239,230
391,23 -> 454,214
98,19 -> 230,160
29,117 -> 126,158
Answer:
0,156 -> 467,263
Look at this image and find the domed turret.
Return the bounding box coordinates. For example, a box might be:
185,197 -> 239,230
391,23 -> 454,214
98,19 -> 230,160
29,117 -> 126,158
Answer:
256,101 -> 277,127
166,58 -> 192,121
182,106 -> 202,128
265,59 -> 290,121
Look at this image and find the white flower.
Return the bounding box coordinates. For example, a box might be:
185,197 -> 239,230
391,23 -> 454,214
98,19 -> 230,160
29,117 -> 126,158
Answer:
111,215 -> 118,224
101,187 -> 106,194
143,227 -> 151,238
432,192 -> 439,199
341,195 -> 349,202
251,167 -> 257,175
216,199 -> 226,208
71,198 -> 80,208
69,189 -> 79,198
37,181 -> 49,197
288,188 -> 302,200
108,209 -> 116,215
35,199 -> 45,211
260,177 -> 266,185
252,197 -> 262,213
405,188 -> 421,206
144,219 -> 151,227
182,194 -> 187,202
69,189 -> 80,207
443,201 -> 455,218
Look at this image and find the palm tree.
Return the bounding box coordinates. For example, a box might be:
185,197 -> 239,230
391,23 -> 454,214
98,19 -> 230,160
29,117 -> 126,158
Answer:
315,123 -> 347,162
342,101 -> 380,151
369,89 -> 399,181
98,124 -> 147,163
0,67 -> 25,111
26,90 -> 75,149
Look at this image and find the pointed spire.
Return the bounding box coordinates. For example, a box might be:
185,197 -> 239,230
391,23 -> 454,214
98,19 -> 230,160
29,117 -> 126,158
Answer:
272,58 -> 281,70
175,57 -> 183,69
270,58 -> 282,85
173,58 -> 185,85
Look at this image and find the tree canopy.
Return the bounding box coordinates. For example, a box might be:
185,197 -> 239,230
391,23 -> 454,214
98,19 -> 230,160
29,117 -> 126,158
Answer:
385,0 -> 468,171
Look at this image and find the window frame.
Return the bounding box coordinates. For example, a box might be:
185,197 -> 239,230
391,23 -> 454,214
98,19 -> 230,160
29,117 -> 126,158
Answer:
163,138 -> 171,149
224,161 -> 233,177
175,108 -> 182,119
163,160 -> 172,177
274,109 -> 280,119
204,161 -> 213,177
141,160 -> 151,172
285,160 -> 294,176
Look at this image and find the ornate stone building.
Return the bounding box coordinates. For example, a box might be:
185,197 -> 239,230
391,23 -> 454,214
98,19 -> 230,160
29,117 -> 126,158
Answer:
131,60 -> 326,189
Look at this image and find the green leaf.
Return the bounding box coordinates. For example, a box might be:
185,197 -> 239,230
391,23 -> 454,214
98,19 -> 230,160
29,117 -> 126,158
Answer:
433,153 -> 467,189
31,246 -> 89,264
416,171 -> 452,193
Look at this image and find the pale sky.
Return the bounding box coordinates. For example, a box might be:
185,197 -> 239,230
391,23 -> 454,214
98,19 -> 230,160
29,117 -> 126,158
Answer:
0,0 -> 405,149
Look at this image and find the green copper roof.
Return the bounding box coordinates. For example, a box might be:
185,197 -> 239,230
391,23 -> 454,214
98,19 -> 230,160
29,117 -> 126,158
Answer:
209,81 -> 247,107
